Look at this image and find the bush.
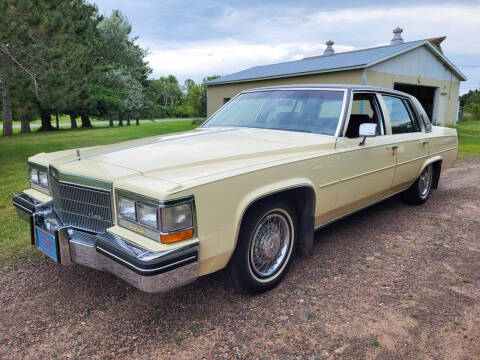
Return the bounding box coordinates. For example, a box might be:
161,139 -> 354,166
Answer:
173,105 -> 194,118
465,103 -> 480,120
146,104 -> 195,119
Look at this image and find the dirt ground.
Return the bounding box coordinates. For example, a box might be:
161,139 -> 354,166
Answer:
1,159 -> 479,360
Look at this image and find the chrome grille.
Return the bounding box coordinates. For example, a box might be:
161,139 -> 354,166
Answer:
50,177 -> 113,233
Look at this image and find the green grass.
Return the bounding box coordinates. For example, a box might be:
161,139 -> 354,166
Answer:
457,117 -> 480,159
0,121 -> 199,261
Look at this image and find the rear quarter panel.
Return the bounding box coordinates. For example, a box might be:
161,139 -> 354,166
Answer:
427,126 -> 458,172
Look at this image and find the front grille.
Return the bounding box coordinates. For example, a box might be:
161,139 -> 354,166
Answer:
50,177 -> 113,233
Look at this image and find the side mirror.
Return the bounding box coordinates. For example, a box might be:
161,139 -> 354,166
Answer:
358,123 -> 377,145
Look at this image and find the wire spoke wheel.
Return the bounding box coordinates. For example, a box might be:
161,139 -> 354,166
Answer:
249,210 -> 293,280
418,164 -> 433,199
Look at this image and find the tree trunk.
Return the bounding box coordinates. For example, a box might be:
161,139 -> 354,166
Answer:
108,114 -> 114,127
39,110 -> 54,131
1,85 -> 13,137
70,114 -> 77,128
20,114 -> 31,134
55,113 -> 59,129
126,115 -> 131,126
119,113 -> 123,126
135,118 -> 139,125
81,115 -> 92,128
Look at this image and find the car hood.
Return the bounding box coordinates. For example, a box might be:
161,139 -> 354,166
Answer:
40,127 -> 335,191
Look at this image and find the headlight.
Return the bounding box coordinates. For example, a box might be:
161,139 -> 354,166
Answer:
160,203 -> 193,232
118,196 -> 136,221
30,168 -> 39,183
116,190 -> 195,244
137,202 -> 158,229
39,171 -> 49,187
29,163 -> 50,195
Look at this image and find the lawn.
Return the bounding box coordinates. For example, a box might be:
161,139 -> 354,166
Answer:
0,117 -> 478,261
457,117 -> 480,159
0,121 -> 200,261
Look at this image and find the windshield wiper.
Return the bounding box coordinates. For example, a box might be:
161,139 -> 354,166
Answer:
267,127 -> 313,133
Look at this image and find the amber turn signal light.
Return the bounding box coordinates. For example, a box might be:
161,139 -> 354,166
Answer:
160,229 -> 194,244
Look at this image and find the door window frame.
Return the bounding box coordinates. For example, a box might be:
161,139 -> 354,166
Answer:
341,91 -> 386,137
379,93 -> 425,135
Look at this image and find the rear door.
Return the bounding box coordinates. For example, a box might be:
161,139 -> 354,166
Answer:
380,94 -> 428,194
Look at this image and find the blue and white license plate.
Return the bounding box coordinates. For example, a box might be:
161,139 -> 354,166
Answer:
36,228 -> 58,262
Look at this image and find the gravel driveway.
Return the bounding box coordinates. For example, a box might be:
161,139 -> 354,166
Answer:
1,159 -> 479,359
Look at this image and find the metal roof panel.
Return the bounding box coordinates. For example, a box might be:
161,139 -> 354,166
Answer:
207,40 -> 433,85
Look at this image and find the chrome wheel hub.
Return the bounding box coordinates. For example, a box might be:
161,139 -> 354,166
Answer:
249,212 -> 292,278
419,165 -> 433,198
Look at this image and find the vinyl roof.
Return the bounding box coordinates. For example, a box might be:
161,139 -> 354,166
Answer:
207,39 -> 466,85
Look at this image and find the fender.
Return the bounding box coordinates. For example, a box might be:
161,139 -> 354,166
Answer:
230,178 -> 316,262
416,155 -> 442,179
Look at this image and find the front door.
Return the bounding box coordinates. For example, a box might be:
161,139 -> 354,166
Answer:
333,92 -> 396,220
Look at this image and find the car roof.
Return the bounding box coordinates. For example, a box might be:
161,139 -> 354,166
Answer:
241,84 -> 412,98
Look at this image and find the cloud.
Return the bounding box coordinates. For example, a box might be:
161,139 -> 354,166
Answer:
99,1 -> 479,91
144,40 -> 355,82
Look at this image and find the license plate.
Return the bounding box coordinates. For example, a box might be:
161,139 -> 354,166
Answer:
36,228 -> 58,262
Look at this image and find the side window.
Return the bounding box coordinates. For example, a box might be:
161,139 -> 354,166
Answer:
383,95 -> 419,134
403,99 -> 421,132
345,93 -> 384,138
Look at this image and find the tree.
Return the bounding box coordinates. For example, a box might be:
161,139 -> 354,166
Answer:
1,84 -> 12,136
150,76 -> 182,106
184,79 -> 195,92
1,3 -> 150,135
0,0 -> 104,132
185,76 -> 220,117
466,103 -> 480,120
460,89 -> 480,107
96,11 -> 150,124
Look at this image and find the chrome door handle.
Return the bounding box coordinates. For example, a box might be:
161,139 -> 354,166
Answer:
419,140 -> 429,145
387,145 -> 399,150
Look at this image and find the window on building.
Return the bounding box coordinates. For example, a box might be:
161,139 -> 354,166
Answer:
382,95 -> 420,134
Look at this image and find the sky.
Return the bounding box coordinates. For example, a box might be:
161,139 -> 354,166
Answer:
92,0 -> 480,94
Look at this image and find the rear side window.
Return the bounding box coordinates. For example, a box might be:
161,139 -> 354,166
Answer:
403,100 -> 421,132
382,95 -> 420,134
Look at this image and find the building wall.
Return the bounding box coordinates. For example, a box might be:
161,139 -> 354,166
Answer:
369,46 -> 460,81
207,45 -> 462,126
367,45 -> 461,126
365,70 -> 460,126
207,69 -> 363,117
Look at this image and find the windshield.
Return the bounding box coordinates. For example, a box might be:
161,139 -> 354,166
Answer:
203,89 -> 345,135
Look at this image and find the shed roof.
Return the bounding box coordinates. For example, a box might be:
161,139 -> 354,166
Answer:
207,39 -> 466,85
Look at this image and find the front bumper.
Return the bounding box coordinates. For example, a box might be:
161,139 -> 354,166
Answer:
13,192 -> 199,293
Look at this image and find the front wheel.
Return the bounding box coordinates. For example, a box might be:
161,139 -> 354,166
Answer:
402,164 -> 433,205
227,199 -> 297,294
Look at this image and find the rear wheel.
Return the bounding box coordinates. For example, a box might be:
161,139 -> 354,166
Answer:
227,199 -> 297,294
402,164 -> 433,205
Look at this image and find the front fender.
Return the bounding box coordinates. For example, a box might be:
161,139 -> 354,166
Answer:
231,178 -> 315,254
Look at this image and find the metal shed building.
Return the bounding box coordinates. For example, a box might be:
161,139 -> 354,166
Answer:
206,29 -> 466,126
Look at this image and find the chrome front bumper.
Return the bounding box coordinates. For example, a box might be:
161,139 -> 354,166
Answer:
13,193 -> 199,293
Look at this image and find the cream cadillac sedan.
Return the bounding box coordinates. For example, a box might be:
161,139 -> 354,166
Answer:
13,85 -> 458,294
